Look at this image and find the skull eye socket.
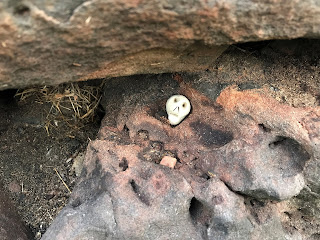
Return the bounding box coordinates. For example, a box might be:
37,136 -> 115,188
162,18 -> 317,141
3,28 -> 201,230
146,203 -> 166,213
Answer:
182,103 -> 186,108
174,98 -> 178,103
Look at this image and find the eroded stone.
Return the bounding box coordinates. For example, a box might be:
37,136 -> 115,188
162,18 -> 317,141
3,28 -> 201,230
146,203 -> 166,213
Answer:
43,74 -> 320,239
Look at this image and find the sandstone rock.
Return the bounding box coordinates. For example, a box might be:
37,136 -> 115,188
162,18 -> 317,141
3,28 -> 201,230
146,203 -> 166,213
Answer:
42,72 -> 320,239
1,0 -> 320,89
106,72 -> 319,202
110,75 -> 311,201
43,140 -> 202,240
42,129 -> 289,240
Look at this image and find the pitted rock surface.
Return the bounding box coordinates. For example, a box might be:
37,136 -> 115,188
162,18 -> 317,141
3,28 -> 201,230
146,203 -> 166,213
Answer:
43,74 -> 320,239
1,0 -> 320,89
120,80 -> 313,200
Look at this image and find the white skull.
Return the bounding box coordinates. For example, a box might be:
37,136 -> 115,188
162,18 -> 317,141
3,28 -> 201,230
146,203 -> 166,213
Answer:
166,95 -> 191,125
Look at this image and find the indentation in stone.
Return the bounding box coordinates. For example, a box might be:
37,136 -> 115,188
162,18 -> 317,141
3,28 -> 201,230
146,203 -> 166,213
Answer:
190,121 -> 233,147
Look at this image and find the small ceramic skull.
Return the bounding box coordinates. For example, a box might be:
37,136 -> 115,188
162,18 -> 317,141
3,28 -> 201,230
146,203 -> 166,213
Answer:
166,95 -> 191,125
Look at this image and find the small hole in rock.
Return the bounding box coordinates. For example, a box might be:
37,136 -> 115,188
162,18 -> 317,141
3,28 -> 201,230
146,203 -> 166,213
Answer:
123,124 -> 129,133
189,197 -> 203,221
14,5 -> 30,15
137,130 -> 149,140
258,123 -> 271,132
268,136 -> 287,148
284,211 -> 292,218
95,103 -> 106,126
147,100 -> 168,123
268,136 -> 310,177
71,197 -> 82,208
250,199 -> 265,207
122,124 -> 130,138
119,157 -> 128,171
129,180 -> 150,206
130,180 -> 139,194
201,173 -> 210,180
189,197 -> 212,237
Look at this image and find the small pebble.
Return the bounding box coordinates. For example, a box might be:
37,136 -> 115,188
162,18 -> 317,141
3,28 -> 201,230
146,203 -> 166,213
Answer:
160,156 -> 177,169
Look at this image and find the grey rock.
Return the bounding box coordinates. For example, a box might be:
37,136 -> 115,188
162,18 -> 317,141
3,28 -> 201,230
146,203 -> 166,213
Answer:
42,140 -> 202,240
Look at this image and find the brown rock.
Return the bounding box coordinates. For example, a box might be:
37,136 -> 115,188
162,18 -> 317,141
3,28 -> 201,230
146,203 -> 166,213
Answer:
1,0 -> 320,89
43,72 -> 320,239
104,75 -> 318,201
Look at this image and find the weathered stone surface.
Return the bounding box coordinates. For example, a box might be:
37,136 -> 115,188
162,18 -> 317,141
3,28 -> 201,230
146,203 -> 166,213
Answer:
1,0 -> 320,89
112,76 -> 313,201
42,132 -> 288,240
0,181 -> 31,240
42,139 -> 201,240
42,73 -> 320,239
216,87 -> 320,198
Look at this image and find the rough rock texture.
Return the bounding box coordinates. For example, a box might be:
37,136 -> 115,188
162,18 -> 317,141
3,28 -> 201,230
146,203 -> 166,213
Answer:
43,71 -> 320,239
0,181 -> 31,240
1,0 -> 320,89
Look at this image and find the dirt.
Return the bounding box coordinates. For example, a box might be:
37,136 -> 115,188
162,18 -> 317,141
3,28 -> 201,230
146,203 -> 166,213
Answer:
0,88 -> 103,239
0,38 -> 319,239
187,39 -> 320,108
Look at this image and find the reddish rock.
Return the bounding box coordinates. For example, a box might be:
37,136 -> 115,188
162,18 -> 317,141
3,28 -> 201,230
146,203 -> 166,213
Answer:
42,74 -> 320,239
1,0 -> 320,89
121,82 -> 313,200
216,87 -> 320,197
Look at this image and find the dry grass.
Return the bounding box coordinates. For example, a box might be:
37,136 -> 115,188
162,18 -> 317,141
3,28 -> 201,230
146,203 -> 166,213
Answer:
15,81 -> 104,136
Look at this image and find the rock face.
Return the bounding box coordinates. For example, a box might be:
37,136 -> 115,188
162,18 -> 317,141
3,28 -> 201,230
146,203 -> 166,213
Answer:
1,0 -> 320,89
43,71 -> 320,239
